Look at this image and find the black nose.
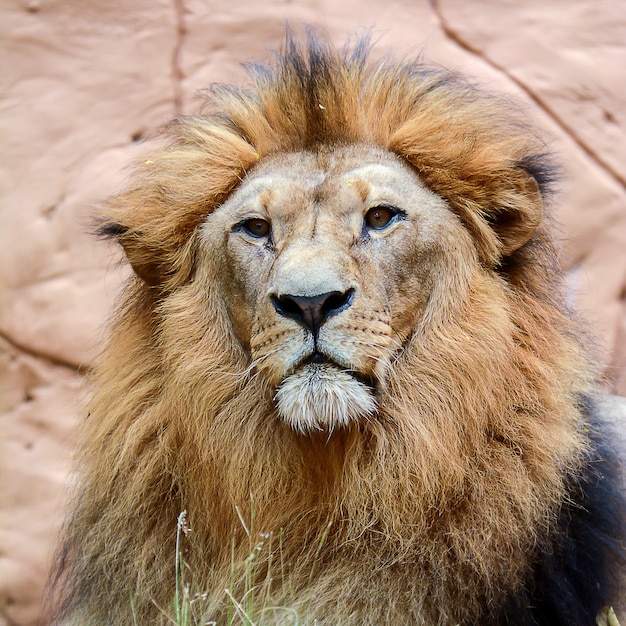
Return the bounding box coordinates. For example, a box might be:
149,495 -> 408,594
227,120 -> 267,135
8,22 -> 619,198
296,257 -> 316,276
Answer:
271,289 -> 355,335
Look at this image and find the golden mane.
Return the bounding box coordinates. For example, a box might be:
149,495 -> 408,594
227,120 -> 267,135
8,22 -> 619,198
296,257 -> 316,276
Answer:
48,33 -> 623,625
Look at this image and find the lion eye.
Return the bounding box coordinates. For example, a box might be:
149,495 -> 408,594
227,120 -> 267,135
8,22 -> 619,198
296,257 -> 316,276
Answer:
365,206 -> 399,230
241,218 -> 271,238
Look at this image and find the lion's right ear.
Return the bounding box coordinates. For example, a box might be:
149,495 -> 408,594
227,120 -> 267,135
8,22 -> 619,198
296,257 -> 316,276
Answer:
98,221 -> 157,286
97,216 -> 196,290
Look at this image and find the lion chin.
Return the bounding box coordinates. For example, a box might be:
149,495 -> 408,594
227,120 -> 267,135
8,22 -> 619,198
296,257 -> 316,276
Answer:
275,363 -> 377,433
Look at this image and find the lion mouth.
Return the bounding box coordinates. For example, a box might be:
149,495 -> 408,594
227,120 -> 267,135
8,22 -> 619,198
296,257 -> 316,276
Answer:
300,352 -> 378,392
304,351 -> 332,366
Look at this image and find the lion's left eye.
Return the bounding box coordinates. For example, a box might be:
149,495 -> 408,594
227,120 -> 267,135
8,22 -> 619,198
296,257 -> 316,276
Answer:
365,206 -> 401,230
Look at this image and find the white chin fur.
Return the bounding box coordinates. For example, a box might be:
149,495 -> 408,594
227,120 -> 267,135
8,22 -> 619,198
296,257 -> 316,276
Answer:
275,364 -> 377,433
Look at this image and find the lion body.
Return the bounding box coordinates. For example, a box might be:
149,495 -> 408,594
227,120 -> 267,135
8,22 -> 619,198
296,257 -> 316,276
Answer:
49,35 -> 625,625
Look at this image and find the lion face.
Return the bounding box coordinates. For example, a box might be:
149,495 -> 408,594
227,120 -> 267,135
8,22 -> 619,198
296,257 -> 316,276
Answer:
200,144 -> 472,432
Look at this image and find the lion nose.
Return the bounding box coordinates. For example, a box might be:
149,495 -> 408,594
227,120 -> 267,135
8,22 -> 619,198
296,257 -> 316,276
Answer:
271,289 -> 355,335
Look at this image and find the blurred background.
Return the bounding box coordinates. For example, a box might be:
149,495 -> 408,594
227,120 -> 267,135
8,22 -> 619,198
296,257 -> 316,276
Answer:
2,0 -> 625,623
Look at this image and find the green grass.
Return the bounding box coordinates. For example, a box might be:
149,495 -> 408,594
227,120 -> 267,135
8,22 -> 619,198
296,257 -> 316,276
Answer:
148,509 -> 307,626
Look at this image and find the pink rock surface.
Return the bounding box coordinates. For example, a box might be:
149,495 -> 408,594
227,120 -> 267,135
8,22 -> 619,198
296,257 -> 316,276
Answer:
2,1 -> 624,623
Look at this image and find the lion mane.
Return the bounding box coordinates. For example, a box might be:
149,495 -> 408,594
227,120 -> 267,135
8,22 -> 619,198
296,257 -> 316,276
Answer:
48,34 -> 624,625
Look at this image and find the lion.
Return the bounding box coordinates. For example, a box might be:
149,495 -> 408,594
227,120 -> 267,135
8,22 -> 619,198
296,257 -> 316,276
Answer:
48,33 -> 625,625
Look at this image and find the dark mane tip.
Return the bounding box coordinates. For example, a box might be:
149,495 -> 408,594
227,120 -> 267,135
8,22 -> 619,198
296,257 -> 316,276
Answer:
95,220 -> 128,240
518,152 -> 560,199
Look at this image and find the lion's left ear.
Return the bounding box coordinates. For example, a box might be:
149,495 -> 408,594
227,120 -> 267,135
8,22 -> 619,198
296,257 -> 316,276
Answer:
488,173 -> 544,257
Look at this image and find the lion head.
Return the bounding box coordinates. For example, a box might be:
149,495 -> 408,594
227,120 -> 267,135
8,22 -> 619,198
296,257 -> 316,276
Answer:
49,34 -> 623,625
209,144 -> 470,433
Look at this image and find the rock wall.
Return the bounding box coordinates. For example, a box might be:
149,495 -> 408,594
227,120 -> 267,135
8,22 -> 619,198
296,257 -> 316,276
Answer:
2,1 -> 625,623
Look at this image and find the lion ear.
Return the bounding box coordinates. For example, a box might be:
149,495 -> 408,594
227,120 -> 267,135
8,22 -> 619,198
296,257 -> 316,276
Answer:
98,219 -> 195,289
488,174 -> 544,257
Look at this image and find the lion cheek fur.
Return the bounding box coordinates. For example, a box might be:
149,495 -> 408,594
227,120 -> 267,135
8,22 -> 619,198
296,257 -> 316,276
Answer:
275,363 -> 377,432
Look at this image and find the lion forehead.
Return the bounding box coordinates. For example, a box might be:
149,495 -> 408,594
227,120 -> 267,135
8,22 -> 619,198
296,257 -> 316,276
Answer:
208,146 -> 450,229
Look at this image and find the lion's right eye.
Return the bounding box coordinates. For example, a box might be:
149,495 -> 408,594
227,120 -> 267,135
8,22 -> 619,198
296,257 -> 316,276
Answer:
240,218 -> 271,238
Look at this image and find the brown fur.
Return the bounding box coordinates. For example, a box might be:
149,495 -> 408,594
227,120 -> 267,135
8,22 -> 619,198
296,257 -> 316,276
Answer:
49,34 -> 607,624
